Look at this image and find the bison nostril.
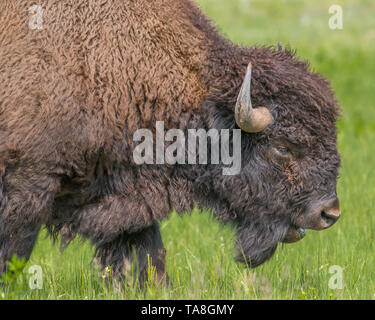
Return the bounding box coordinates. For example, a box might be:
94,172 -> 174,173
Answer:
320,210 -> 340,225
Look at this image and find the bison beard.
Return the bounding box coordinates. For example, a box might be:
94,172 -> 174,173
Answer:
236,223 -> 281,268
0,0 -> 341,284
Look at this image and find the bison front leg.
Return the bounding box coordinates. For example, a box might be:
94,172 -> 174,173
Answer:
0,169 -> 58,277
0,223 -> 41,276
94,222 -> 169,286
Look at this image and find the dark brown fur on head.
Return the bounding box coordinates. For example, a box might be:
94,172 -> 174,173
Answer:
182,1 -> 341,267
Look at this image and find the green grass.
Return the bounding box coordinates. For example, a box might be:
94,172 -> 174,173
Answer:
2,0 -> 375,299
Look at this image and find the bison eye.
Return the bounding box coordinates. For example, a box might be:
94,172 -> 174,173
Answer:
275,146 -> 293,158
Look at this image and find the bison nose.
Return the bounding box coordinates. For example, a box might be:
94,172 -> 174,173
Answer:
318,197 -> 341,229
298,197 -> 341,230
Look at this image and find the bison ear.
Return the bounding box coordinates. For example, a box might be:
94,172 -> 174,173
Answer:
234,63 -> 274,133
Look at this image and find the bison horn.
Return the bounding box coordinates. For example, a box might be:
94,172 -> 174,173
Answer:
234,63 -> 273,133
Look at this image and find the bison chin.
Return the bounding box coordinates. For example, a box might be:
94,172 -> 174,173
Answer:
235,222 -> 288,268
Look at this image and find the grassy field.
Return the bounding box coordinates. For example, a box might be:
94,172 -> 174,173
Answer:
1,0 -> 375,300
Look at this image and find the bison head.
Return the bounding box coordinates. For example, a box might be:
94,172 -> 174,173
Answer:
207,48 -> 341,267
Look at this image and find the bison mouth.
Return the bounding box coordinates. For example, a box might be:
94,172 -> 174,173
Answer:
282,225 -> 306,243
282,197 -> 341,243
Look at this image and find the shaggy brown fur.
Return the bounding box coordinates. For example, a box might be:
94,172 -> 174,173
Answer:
0,0 -> 340,282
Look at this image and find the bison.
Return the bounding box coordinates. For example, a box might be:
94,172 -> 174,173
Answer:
0,0 -> 341,284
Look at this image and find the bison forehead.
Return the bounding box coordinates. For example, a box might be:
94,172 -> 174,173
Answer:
270,117 -> 338,148
248,48 -> 341,126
